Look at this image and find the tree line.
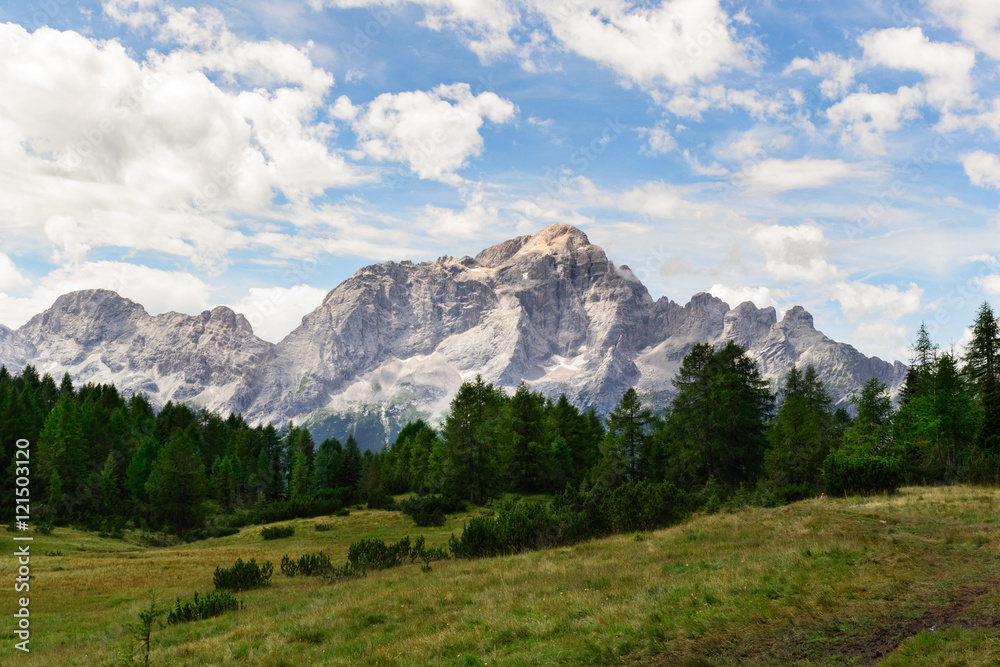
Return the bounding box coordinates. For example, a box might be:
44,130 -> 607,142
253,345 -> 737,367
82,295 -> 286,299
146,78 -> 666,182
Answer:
2,302 -> 998,536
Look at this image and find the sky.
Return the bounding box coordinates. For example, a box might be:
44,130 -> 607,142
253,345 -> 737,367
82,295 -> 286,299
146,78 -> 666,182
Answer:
0,0 -> 998,363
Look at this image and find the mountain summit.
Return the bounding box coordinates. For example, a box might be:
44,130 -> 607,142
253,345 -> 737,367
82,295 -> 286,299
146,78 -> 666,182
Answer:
0,226 -> 906,447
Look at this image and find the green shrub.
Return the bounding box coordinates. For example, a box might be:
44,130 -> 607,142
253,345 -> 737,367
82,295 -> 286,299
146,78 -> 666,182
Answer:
213,558 -> 273,591
412,508 -> 446,527
167,590 -> 242,624
260,525 -> 295,540
243,495 -> 346,526
448,500 -> 556,558
599,480 -> 683,532
401,493 -> 467,518
281,552 -> 334,577
365,488 -> 399,510
823,448 -> 904,495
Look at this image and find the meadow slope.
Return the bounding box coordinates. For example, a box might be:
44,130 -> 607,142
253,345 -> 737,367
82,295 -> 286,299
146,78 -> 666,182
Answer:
2,486 -> 999,666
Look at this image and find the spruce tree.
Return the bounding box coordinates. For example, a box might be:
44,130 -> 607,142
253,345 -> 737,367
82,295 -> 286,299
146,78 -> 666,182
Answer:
765,365 -> 837,500
442,375 -> 506,504
145,427 -> 207,533
598,388 -> 653,484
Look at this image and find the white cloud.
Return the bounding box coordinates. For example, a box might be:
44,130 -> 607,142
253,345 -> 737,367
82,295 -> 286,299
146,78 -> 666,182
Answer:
751,222 -> 839,282
0,254 -> 29,292
310,0 -> 521,62
826,86 -> 924,154
708,283 -> 782,311
927,0 -> 1000,61
682,149 -> 729,176
663,85 -> 784,120
0,15 -> 376,272
101,0 -> 162,29
961,150 -> 1000,189
784,52 -> 856,99
536,0 -> 751,90
640,123 -> 677,155
973,274 -> 1000,294
230,284 -> 328,342
834,280 -> 923,323
859,27 -> 976,111
0,261 -> 214,329
833,280 -> 924,358
740,158 -> 861,194
334,83 -> 516,185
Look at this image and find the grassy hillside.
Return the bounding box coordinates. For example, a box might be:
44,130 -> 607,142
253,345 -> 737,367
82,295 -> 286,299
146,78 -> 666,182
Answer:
2,486 -> 999,666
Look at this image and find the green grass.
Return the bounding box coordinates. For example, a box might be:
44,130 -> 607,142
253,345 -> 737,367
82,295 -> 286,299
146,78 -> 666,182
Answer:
3,485 -> 1000,665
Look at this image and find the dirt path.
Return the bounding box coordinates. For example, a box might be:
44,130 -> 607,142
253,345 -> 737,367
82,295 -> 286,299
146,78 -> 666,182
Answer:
781,576 -> 1000,665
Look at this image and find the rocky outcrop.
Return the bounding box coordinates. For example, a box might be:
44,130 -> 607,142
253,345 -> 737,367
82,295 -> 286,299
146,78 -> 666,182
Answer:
0,225 -> 908,447
2,289 -> 274,411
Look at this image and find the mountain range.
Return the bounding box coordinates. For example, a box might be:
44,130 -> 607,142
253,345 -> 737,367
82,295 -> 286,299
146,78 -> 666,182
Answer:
0,224 -> 907,449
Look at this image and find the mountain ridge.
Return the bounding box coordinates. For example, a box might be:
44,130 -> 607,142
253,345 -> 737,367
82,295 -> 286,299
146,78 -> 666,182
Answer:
0,224 -> 907,448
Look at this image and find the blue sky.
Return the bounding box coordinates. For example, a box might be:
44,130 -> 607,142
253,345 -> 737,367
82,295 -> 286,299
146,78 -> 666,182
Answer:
0,0 -> 998,363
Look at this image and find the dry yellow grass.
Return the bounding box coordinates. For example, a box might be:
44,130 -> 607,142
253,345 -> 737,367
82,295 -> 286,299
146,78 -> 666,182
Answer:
2,485 -> 999,665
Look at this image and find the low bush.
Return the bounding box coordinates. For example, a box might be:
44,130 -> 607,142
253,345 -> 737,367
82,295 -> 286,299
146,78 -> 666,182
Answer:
401,493 -> 466,527
167,590 -> 242,625
365,488 -> 399,511
213,558 -> 273,592
448,499 -> 557,558
413,508 -> 446,527
450,481 -> 688,560
314,523 -> 333,532
281,552 -> 334,577
260,525 -> 295,540
234,491 -> 353,527
823,448 -> 904,495
182,525 -> 239,542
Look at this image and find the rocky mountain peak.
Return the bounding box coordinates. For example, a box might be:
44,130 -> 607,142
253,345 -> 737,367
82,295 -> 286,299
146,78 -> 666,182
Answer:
779,305 -> 815,330
0,227 -> 908,448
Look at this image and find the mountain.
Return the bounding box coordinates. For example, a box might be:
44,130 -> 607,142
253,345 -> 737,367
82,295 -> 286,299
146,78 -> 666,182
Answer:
0,224 -> 907,448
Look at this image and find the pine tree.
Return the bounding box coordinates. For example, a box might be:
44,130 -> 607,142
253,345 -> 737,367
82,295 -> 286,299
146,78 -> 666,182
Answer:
442,375 -> 506,504
342,434 -> 363,493
966,302 -> 1000,387
764,365 -> 838,500
598,388 -> 653,484
37,393 -> 85,514
145,427 -> 207,533
666,342 -> 774,490
314,437 -> 344,492
504,382 -> 550,492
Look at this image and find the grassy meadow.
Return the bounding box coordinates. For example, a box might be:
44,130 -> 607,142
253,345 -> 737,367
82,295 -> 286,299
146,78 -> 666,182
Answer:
2,485 -> 1000,666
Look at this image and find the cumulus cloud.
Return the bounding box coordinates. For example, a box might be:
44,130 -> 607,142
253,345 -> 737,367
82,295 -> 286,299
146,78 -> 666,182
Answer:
784,52 -> 857,99
534,0 -> 751,90
826,86 -> 924,154
751,222 -> 839,282
0,260 -> 214,329
640,123 -> 678,155
859,27 -> 976,111
834,280 -> 923,323
708,283 -> 783,311
927,0 -> 1000,62
310,0 -> 755,100
833,280 -> 924,356
230,284 -> 328,342
310,0 -> 521,62
0,14 -> 370,272
0,254 -> 30,292
333,83 -> 516,184
961,150 -> 1000,189
973,274 -> 1000,294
